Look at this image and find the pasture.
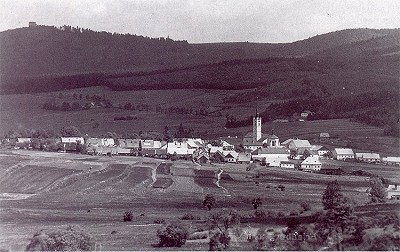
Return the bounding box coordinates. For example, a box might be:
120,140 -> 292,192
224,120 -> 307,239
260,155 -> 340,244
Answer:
1,150 -> 399,250
1,87 -> 394,155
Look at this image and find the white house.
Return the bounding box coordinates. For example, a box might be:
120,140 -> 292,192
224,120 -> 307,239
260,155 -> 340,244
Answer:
301,156 -> 322,172
167,141 -> 190,155
288,139 -> 312,151
355,153 -> 380,163
310,145 -> 330,157
333,148 -> 354,160
223,151 -> 239,163
387,184 -> 400,200
16,137 -> 32,143
280,161 -> 296,169
61,137 -> 84,144
207,144 -> 224,154
252,148 -> 289,167
141,140 -> 162,150
382,157 -> 400,166
87,138 -> 115,147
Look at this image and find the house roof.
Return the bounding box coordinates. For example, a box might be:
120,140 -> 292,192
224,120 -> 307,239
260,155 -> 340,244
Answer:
281,138 -> 293,145
302,156 -> 322,165
355,153 -> 380,159
281,161 -> 296,165
237,152 -> 251,161
118,138 -> 140,148
219,137 -> 241,146
223,151 -> 239,159
290,139 -> 311,148
334,148 -> 354,155
253,148 -> 289,155
320,133 -> 330,138
383,157 -> 400,163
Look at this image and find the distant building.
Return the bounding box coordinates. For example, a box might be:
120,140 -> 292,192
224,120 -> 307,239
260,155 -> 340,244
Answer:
223,151 -> 239,163
237,152 -> 252,164
355,152 -> 380,163
301,156 -> 322,172
280,161 -> 296,169
382,157 -> 400,166
319,133 -> 330,142
310,145 -> 330,157
252,148 -> 289,167
61,137 -> 84,144
387,184 -> 400,200
333,148 -> 354,160
301,110 -> 313,118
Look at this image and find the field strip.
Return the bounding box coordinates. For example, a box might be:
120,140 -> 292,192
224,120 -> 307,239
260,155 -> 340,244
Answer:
124,224 -> 163,227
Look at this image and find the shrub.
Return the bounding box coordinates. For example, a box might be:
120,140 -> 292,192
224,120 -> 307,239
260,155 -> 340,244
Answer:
254,209 -> 267,219
289,210 -> 299,216
277,211 -> 286,217
123,211 -> 133,222
203,194 -> 216,211
157,224 -> 189,247
181,213 -> 201,220
154,219 -> 166,224
252,197 -> 263,209
300,202 -> 311,212
26,225 -> 95,251
277,184 -> 285,191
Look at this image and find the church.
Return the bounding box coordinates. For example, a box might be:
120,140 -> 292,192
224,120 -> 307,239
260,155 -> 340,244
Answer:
242,112 -> 281,151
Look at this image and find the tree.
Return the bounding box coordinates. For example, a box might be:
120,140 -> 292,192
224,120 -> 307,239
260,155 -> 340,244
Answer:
318,180 -> 355,250
252,198 -> 263,209
208,209 -> 240,250
368,177 -> 386,203
157,224 -> 188,247
26,225 -> 94,251
203,194 -> 216,211
60,126 -> 81,137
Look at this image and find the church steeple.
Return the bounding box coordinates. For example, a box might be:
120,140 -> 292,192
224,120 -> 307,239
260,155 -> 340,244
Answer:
253,112 -> 262,143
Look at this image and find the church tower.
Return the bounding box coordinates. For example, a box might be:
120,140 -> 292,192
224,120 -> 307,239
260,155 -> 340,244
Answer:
252,111 -> 262,143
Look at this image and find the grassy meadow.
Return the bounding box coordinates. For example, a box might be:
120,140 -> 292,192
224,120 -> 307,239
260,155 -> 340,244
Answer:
0,150 -> 399,250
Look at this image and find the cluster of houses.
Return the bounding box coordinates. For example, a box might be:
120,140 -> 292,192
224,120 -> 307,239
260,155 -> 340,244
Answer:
4,114 -> 400,173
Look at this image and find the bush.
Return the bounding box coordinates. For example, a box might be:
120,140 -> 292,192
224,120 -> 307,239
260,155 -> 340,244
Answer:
181,213 -> 201,220
254,209 -> 267,219
157,224 -> 189,247
154,219 -> 166,224
277,211 -> 286,217
300,202 -> 311,212
26,225 -> 95,251
289,210 -> 299,216
123,211 -> 133,222
277,184 -> 285,191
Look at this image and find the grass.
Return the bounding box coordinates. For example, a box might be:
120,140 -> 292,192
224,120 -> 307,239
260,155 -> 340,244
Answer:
152,178 -> 173,189
0,150 -> 399,250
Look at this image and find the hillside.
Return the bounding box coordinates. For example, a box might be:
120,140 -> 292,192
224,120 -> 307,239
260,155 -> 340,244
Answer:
0,26 -> 398,87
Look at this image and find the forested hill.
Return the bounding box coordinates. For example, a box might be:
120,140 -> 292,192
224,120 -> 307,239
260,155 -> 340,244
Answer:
0,25 -> 399,94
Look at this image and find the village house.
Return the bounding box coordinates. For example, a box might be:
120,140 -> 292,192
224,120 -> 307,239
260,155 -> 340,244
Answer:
387,184 -> 400,200
118,139 -> 140,150
219,136 -> 241,150
355,152 -> 380,163
310,145 -> 330,157
287,139 -> 312,151
193,148 -> 210,164
382,157 -> 400,166
300,110 -> 313,118
207,144 -> 224,154
237,152 -> 252,164
252,148 -> 289,167
210,150 -> 225,163
333,148 -> 354,160
319,133 -> 330,142
301,156 -> 322,172
280,160 -> 298,169
86,138 -> 115,147
141,140 -> 162,150
61,137 -> 84,144
223,151 -> 239,163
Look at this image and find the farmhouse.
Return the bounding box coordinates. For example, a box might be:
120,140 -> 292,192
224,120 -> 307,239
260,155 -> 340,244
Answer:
61,137 -> 84,144
141,140 -> 162,150
193,149 -> 210,164
237,152 -> 252,164
210,150 -> 225,163
207,144 -> 224,154
223,151 -> 239,163
387,184 -> 400,200
333,148 -> 354,160
319,133 -> 330,142
252,148 -> 289,167
118,139 -> 140,150
310,145 -> 330,157
287,139 -> 312,151
382,157 -> 400,166
16,137 -> 31,143
87,138 -> 115,147
280,161 -> 297,169
219,136 -> 241,150
301,156 -> 322,172
355,152 -> 380,163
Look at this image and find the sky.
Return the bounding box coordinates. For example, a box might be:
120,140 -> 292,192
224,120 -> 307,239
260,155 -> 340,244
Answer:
0,0 -> 399,43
